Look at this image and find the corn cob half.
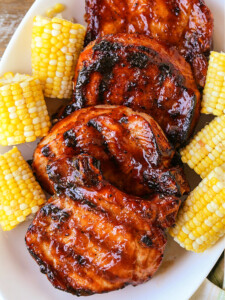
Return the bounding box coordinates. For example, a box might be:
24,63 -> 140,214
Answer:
169,164 -> 225,252
0,147 -> 46,231
32,16 -> 86,99
202,51 -> 225,116
0,73 -> 51,146
181,115 -> 225,178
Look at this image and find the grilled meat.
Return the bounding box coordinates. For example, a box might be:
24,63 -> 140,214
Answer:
26,154 -> 181,295
33,105 -> 189,196
59,34 -> 201,147
84,0 -> 213,87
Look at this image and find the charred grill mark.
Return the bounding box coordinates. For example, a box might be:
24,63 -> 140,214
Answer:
93,46 -> 120,103
95,54 -> 120,74
28,241 -> 95,295
146,120 -> 173,161
181,92 -> 197,143
98,74 -> 112,103
28,248 -> 49,274
93,40 -> 122,53
28,247 -> 65,291
158,63 -> 172,84
142,171 -> 158,190
40,203 -> 70,222
61,102 -> 78,119
137,46 -> 185,86
41,145 -> 52,157
74,67 -> 92,111
77,254 -> 87,266
126,81 -> 137,92
75,50 -> 120,109
46,164 -> 60,182
82,198 -> 98,209
67,287 -> 94,297
54,183 -> 64,195
86,117 -> 144,176
46,163 -> 68,195
64,190 -> 154,243
143,167 -> 182,196
118,116 -> 129,124
173,6 -> 180,16
65,186 -> 84,200
74,155 -> 101,186
92,157 -> 101,170
141,235 -> 153,247
88,119 -> 103,132
137,46 -> 158,58
72,41 -> 124,116
127,52 -> 150,69
84,31 -> 95,47
52,240 -> 126,292
63,129 -> 77,147
46,155 -> 103,198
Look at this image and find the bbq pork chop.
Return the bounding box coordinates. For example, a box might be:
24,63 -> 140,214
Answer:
60,34 -> 201,147
26,154 -> 181,295
84,0 -> 213,87
33,105 -> 189,197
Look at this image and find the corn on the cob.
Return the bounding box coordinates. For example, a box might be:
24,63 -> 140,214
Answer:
169,164 -> 225,252
0,147 -> 46,231
181,115 -> 225,178
0,73 -> 51,146
202,51 -> 225,116
31,16 -> 86,99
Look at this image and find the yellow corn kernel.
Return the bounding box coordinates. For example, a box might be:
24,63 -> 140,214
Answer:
46,8 -> 56,18
46,3 -> 65,18
54,3 -> 65,13
3,72 -> 14,79
0,74 -> 51,146
202,51 -> 225,116
180,115 -> 225,178
0,147 -> 46,231
169,164 -> 225,252
32,15 -> 86,99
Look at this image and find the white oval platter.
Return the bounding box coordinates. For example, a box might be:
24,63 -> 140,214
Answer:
0,0 -> 224,300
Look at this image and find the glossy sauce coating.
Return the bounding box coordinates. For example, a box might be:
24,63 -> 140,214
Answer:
33,105 -> 189,196
61,34 -> 200,147
84,0 -> 213,86
26,154 -> 181,295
